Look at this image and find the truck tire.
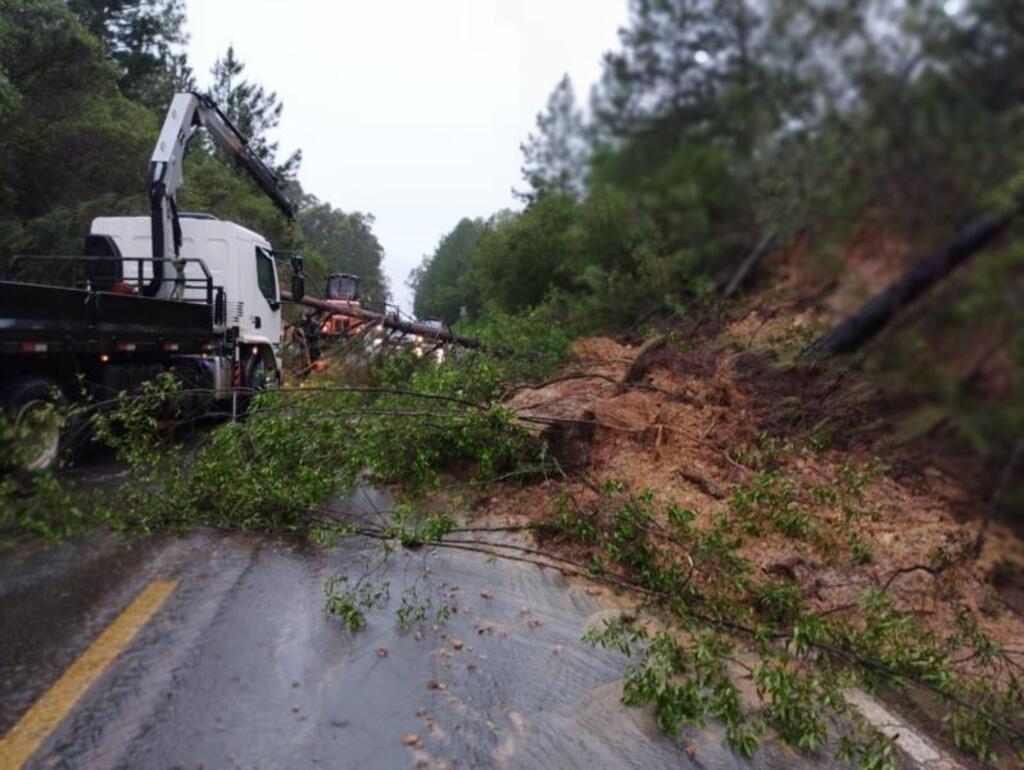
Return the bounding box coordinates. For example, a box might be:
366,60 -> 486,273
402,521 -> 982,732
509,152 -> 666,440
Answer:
0,376 -> 67,471
242,346 -> 278,394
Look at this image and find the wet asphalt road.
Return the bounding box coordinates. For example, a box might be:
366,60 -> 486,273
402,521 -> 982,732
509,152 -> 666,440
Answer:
0,491 -> 828,769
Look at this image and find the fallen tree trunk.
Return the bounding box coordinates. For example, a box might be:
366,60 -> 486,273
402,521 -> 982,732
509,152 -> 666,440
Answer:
803,210 -> 1015,357
721,232 -> 776,299
281,290 -> 481,349
622,335 -> 667,385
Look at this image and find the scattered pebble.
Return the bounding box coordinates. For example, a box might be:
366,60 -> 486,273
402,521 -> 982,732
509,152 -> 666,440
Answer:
480,590 -> 493,600
401,732 -> 422,747
527,618 -> 542,629
377,647 -> 389,657
414,630 -> 424,641
466,661 -> 478,672
684,743 -> 697,758
451,639 -> 464,650
552,644 -> 564,655
427,679 -> 446,690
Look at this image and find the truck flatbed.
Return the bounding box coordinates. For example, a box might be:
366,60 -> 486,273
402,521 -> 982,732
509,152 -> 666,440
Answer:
0,250 -> 229,359
0,279 -> 222,356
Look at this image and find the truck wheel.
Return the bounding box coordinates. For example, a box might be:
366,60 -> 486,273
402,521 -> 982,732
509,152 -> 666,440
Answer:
0,376 -> 67,471
243,346 -> 278,393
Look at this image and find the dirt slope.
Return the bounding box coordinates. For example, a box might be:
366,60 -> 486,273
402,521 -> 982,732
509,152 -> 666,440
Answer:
502,335 -> 1024,652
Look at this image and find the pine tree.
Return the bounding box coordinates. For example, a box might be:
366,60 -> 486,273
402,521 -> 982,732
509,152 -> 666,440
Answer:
209,45 -> 301,178
590,0 -> 779,157
516,74 -> 587,203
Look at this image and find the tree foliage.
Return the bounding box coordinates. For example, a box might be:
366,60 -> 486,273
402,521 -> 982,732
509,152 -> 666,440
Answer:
408,217 -> 484,321
517,74 -> 588,202
299,197 -> 390,305
209,45 -> 300,178
66,0 -> 190,110
0,0 -> 154,264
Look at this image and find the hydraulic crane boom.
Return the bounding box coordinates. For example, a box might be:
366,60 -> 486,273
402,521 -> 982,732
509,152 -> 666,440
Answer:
147,92 -> 294,299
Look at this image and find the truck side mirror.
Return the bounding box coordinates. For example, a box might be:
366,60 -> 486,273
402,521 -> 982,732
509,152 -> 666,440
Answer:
289,255 -> 305,299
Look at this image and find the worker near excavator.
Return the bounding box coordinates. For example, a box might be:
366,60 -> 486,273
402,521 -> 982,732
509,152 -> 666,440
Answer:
300,310 -> 322,364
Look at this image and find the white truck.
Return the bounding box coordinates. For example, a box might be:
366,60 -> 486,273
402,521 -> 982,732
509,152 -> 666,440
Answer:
0,92 -> 304,469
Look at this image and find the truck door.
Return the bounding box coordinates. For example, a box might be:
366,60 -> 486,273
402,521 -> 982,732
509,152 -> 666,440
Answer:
253,246 -> 281,349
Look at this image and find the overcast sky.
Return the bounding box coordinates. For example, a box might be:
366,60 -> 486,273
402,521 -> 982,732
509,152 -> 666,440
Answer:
185,0 -> 628,312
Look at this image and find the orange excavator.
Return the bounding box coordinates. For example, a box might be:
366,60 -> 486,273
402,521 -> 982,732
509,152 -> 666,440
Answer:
318,272 -> 364,338
286,273 -> 364,374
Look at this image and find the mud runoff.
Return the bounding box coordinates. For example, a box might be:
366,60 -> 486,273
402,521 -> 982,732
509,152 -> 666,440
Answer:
0,489 -> 830,769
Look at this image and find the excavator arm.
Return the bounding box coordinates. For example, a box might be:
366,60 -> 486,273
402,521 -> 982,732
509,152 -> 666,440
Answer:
147,92 -> 294,299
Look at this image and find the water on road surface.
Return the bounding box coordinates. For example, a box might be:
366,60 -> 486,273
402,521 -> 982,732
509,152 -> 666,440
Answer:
0,490 -> 825,769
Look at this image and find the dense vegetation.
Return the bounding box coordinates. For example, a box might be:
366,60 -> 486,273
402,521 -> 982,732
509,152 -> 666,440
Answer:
0,0 -> 390,302
410,0 -> 1024,487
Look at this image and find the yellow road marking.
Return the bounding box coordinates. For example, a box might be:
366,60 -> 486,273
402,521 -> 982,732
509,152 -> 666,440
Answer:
0,579 -> 177,769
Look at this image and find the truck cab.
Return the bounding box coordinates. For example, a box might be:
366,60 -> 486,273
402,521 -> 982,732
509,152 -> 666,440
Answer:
91,215 -> 284,374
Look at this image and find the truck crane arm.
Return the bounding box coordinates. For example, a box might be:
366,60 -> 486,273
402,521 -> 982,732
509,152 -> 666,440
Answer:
147,91 -> 295,299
